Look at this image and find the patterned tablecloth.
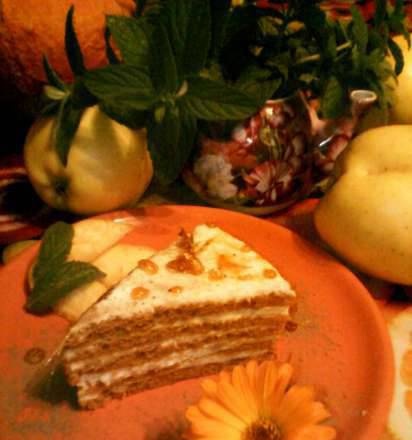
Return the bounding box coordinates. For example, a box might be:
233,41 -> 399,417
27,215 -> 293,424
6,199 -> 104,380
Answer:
269,199 -> 412,440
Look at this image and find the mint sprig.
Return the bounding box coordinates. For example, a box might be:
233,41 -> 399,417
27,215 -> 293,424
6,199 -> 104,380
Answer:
82,0 -> 268,184
222,0 -> 410,119
26,222 -> 105,315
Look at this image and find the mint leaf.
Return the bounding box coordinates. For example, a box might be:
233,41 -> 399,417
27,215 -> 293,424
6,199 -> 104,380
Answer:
100,101 -> 147,129
26,261 -> 105,314
184,77 -> 260,120
104,27 -> 120,65
42,56 -> 67,91
149,22 -> 179,93
236,68 -> 281,106
54,96 -> 84,165
71,78 -> 98,109
164,0 -> 211,77
351,6 -> 368,54
374,0 -> 387,26
391,1 -> 410,46
209,0 -> 231,59
33,222 -> 74,283
65,6 -> 85,76
39,100 -> 60,117
148,101 -> 197,184
321,76 -> 346,119
388,38 -> 404,75
107,16 -> 150,66
84,65 -> 157,111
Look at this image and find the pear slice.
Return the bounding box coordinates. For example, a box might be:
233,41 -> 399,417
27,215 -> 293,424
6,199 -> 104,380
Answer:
53,243 -> 154,321
55,281 -> 108,322
69,218 -> 138,262
27,218 -> 138,290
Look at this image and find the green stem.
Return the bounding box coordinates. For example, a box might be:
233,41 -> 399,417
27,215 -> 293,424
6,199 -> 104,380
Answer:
295,41 -> 352,65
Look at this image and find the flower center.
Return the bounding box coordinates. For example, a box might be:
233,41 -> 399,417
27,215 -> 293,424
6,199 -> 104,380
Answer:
243,418 -> 282,440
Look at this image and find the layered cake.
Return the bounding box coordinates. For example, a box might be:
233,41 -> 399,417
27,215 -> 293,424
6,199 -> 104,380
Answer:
61,224 -> 297,409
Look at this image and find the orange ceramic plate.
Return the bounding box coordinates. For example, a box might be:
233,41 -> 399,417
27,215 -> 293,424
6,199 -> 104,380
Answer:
0,205 -> 393,440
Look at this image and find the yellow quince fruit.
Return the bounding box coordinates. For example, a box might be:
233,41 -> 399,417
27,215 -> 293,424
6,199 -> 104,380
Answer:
389,35 -> 412,124
24,105 -> 153,215
314,125 -> 412,284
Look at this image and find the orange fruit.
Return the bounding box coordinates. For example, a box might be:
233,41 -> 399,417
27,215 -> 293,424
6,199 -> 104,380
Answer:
0,0 -> 135,94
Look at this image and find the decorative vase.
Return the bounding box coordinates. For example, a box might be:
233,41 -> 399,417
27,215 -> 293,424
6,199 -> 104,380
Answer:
183,93 -> 313,216
310,89 -> 377,178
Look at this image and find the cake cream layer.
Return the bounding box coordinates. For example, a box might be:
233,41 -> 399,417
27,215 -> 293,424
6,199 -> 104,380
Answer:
77,346 -> 273,409
64,224 -> 296,345
63,305 -> 289,360
74,337 -> 274,390
65,295 -> 294,348
65,325 -> 280,377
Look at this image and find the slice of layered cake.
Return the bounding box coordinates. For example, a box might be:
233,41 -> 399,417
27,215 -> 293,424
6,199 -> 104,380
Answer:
61,224 -> 297,409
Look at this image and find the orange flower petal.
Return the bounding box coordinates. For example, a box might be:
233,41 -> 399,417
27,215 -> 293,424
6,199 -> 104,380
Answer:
186,404 -> 241,438
286,424 -> 336,440
267,363 -> 294,411
255,360 -> 267,391
281,401 -> 332,434
219,370 -> 232,383
232,364 -> 259,416
245,360 -> 259,393
198,397 -> 246,431
201,378 -> 218,398
264,361 -> 281,402
274,385 -> 315,427
190,417 -> 242,438
216,380 -> 257,424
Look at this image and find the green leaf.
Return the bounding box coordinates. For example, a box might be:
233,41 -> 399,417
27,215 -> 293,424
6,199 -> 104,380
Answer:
184,77 -> 261,120
388,37 -> 404,75
26,261 -> 105,314
297,4 -> 326,43
70,78 -> 98,109
33,222 -> 74,283
100,101 -> 147,129
236,67 -> 281,106
148,102 -> 197,184
39,100 -> 61,117
209,0 -> 231,59
325,33 -> 337,60
65,6 -> 85,76
104,27 -> 120,65
149,22 -> 179,93
42,56 -> 67,91
162,0 -> 211,77
107,16 -> 151,66
350,6 -> 368,54
135,0 -> 160,17
321,76 -> 346,119
84,65 -> 157,111
374,0 -> 387,26
54,96 -> 84,166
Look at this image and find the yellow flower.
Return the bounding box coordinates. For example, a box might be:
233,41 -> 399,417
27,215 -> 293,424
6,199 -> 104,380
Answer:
185,360 -> 336,440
